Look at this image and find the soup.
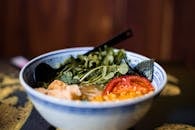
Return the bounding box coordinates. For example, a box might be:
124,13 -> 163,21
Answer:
35,46 -> 154,102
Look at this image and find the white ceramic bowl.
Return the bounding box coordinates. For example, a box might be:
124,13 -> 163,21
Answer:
19,47 -> 167,130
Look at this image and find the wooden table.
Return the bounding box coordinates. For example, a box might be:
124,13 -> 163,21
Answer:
0,60 -> 194,130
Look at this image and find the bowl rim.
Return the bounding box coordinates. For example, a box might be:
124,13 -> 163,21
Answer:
19,47 -> 167,108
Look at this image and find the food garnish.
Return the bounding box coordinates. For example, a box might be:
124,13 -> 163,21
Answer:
36,46 -> 155,102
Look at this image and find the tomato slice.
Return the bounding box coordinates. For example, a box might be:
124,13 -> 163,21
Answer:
103,75 -> 154,95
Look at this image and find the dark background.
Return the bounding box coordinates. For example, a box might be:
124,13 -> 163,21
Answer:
0,0 -> 195,67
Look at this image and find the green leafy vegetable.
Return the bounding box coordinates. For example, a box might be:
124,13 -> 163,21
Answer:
55,47 -> 128,87
52,46 -> 154,89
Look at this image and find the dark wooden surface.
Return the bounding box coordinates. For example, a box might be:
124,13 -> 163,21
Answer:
2,0 -> 195,67
0,60 -> 195,130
